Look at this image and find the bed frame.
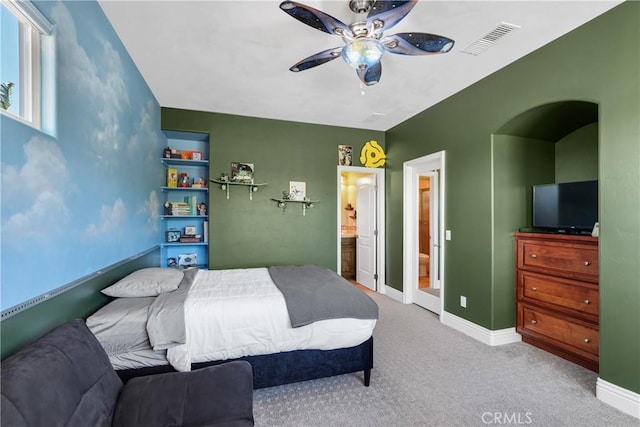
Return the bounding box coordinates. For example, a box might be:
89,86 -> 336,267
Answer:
116,336 -> 373,389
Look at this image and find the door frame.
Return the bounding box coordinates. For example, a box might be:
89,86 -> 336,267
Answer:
336,166 -> 386,293
403,151 -> 446,314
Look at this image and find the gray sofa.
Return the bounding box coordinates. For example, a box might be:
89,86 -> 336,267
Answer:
1,319 -> 254,426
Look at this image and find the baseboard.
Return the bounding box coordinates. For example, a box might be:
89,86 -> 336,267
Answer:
380,284 -> 403,303
596,377 -> 640,419
441,311 -> 521,346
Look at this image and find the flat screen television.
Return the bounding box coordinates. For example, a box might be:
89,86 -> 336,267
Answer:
533,180 -> 598,233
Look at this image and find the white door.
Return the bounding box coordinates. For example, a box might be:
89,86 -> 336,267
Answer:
403,151 -> 445,316
413,171 -> 440,312
356,176 -> 377,290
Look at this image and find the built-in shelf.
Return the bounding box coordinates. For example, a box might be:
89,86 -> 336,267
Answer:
271,198 -> 319,216
210,179 -> 267,200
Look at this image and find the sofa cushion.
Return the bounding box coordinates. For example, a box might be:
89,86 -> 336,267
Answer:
1,319 -> 123,426
113,361 -> 254,427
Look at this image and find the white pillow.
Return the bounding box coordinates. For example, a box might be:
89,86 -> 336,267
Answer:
101,268 -> 184,297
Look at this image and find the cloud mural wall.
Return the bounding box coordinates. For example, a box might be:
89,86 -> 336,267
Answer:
0,0 -> 165,311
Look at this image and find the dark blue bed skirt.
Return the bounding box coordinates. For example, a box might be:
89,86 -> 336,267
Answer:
116,337 -> 373,389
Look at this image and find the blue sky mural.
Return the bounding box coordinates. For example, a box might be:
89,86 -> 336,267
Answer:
1,1 -> 165,310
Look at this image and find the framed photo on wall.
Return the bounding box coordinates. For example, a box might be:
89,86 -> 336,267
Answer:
231,162 -> 254,182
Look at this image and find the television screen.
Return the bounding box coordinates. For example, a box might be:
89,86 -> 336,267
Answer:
533,180 -> 598,232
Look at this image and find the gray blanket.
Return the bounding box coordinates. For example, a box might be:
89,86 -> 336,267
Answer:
268,264 -> 379,328
147,268 -> 197,350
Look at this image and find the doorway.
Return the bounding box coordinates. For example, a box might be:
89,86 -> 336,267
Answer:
337,166 -> 385,293
403,151 -> 445,315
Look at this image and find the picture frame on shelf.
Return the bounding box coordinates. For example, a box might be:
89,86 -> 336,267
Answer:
231,162 -> 254,182
184,225 -> 197,236
165,230 -> 181,243
289,181 -> 306,201
167,168 -> 178,187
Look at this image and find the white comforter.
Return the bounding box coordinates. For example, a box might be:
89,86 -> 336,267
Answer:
165,268 -> 376,371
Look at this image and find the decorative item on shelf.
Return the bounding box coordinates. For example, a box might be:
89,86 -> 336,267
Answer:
192,177 -> 207,188
184,225 -> 197,236
198,202 -> 208,216
360,140 -> 386,168
167,168 -> 178,187
338,145 -> 353,166
289,181 -> 306,201
165,229 -> 181,243
191,151 -> 203,161
178,173 -> 190,187
167,257 -> 177,268
178,253 -> 197,267
210,174 -> 267,200
163,147 -> 172,158
231,162 -> 254,182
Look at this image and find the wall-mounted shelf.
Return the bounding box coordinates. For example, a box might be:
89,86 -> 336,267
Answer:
210,179 -> 267,200
271,198 -> 318,216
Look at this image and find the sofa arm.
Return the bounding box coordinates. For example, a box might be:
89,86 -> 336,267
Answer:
112,361 -> 254,427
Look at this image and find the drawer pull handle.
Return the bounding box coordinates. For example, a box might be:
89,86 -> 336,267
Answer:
584,261 -> 591,266
584,299 -> 590,305
530,319 -> 537,325
530,254 -> 537,259
584,338 -> 590,343
531,287 -> 537,291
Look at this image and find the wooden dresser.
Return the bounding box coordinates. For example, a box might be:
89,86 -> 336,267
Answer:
514,232 -> 599,371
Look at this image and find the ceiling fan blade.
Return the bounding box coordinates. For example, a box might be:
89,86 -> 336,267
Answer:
382,33 -> 455,55
289,47 -> 343,72
356,61 -> 382,86
280,1 -> 351,36
367,1 -> 418,34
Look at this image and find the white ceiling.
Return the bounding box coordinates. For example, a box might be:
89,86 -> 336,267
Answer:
98,1 -> 622,131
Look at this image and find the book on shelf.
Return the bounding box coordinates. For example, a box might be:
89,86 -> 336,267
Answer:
179,236 -> 201,243
168,202 -> 191,215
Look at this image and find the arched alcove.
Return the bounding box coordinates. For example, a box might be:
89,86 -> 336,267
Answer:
490,100 -> 599,329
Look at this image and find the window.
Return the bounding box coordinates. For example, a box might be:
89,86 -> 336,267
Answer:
1,0 -> 52,128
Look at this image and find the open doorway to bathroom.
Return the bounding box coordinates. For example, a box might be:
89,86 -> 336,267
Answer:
337,166 -> 385,293
403,152 -> 445,315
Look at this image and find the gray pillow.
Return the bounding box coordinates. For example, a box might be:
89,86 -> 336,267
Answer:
113,361 -> 255,427
101,268 -> 184,297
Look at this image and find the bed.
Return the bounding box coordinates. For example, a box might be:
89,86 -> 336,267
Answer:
86,264 -> 378,389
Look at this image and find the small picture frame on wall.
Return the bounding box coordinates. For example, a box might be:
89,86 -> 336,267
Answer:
338,145 -> 353,166
289,181 -> 306,201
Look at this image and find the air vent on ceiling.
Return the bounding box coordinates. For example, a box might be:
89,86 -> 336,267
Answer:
461,22 -> 521,56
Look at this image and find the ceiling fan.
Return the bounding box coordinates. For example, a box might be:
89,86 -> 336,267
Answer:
279,0 -> 455,86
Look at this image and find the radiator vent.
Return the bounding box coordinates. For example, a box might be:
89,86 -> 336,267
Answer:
461,22 -> 521,55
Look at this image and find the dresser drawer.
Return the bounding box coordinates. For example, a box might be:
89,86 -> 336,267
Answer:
519,240 -> 598,281
519,271 -> 598,317
518,305 -> 599,359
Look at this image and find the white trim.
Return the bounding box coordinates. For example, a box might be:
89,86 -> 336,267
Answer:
402,151 -> 446,315
4,0 -> 53,35
441,311 -> 522,346
381,284 -> 403,303
336,166 -> 385,294
596,377 -> 640,419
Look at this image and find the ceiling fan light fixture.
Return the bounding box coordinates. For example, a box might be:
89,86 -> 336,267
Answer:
341,38 -> 385,70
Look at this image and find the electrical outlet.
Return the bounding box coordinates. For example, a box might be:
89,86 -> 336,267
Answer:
460,295 -> 467,308
445,230 -> 452,240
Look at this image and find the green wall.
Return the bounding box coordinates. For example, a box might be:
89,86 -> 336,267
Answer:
161,109 -> 385,271
1,248 -> 159,359
555,123 -> 599,182
385,2 -> 639,393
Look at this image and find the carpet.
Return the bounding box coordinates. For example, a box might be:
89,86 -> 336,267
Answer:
253,292 -> 638,426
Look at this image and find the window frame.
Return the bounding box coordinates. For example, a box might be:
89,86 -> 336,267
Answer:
1,0 -> 52,128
